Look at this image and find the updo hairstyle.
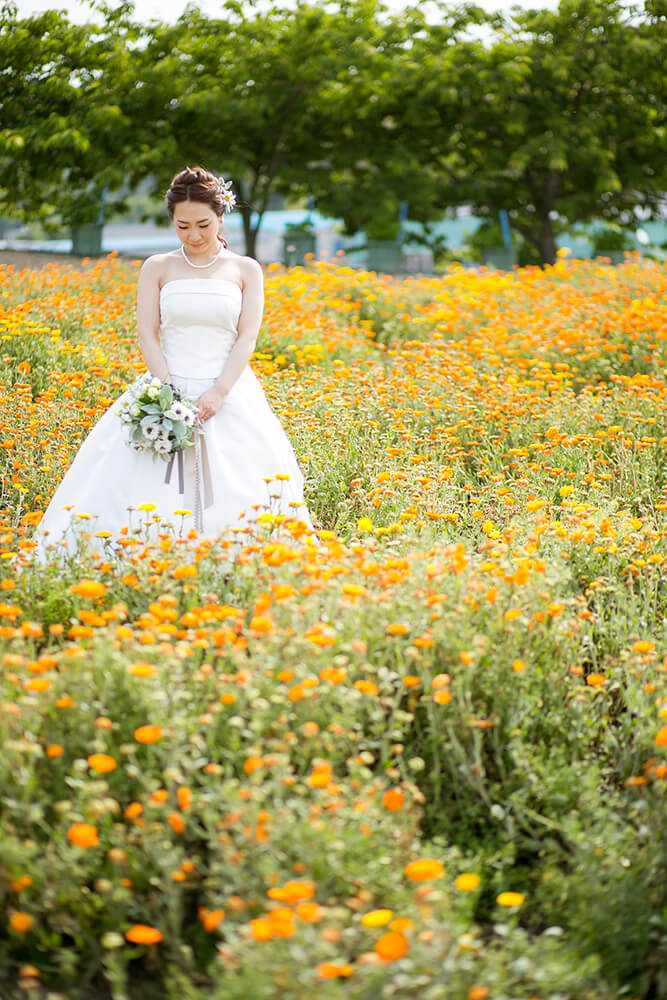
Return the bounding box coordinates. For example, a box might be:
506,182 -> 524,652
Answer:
166,166 -> 225,218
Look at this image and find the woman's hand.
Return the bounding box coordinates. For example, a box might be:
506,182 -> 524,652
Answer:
196,387 -> 226,422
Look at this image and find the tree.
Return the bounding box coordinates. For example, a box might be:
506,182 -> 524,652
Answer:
394,0 -> 667,264
0,1 -> 142,232
140,0 -> 394,258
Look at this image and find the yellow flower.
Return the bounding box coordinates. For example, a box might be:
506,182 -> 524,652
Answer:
496,891 -> 525,907
361,909 -> 393,927
455,873 -> 481,891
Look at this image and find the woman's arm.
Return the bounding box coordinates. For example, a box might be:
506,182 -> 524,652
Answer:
196,258 -> 264,421
136,256 -> 170,381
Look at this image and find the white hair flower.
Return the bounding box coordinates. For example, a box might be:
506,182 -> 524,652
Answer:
217,176 -> 236,214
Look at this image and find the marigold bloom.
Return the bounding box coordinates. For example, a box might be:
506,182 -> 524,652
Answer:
177,787 -> 192,810
382,789 -> 404,811
125,924 -> 163,944
656,726 -> 667,748
250,917 -> 273,941
404,859 -> 444,881
68,823 -> 99,848
496,891 -> 525,907
375,930 -> 408,961
296,902 -> 322,922
128,662 -> 157,678
134,725 -> 163,744
200,908 -> 225,932
317,962 -> 354,979
361,909 -> 393,927
455,873 -> 481,891
586,673 -> 606,687
633,640 -> 655,653
88,753 -> 117,773
9,912 -> 33,933
386,622 -> 409,635
70,580 -> 106,599
168,811 -> 186,833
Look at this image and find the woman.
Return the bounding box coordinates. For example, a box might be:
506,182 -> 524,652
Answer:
36,166 -> 316,557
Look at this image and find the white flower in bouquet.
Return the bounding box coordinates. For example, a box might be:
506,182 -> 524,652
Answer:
119,376 -> 199,461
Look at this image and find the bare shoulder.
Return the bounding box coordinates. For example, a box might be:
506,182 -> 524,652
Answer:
138,250 -> 178,286
237,255 -> 264,290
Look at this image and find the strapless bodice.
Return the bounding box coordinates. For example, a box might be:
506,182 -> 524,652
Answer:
159,278 -> 242,379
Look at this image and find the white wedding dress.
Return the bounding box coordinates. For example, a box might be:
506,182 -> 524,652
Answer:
36,278 -> 315,557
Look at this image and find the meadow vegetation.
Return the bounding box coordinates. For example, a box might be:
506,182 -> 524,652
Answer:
0,253 -> 666,999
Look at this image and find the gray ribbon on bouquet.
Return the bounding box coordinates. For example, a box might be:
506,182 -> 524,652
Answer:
164,425 -> 214,533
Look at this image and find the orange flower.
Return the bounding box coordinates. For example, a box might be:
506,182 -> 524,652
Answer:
633,640 -> 655,653
354,679 -> 378,695
9,912 -> 33,934
375,930 -> 408,961
433,689 -> 452,705
404,859 -> 444,881
316,962 -> 354,978
134,725 -> 163,744
177,787 -> 192,810
128,662 -> 157,678
656,726 -> 667,748
431,673 -> 450,689
67,823 -> 99,848
199,908 -> 225,932
70,580 -> 106,599
382,789 -> 404,811
316,962 -> 354,979
168,811 -> 186,834
125,924 -> 163,944
586,673 -> 606,687
295,902 -> 322,922
172,564 -> 197,578
10,876 -> 33,892
88,753 -> 117,773
250,917 -> 273,941
386,623 -> 409,635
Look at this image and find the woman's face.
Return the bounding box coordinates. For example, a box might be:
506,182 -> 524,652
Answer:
172,200 -> 221,253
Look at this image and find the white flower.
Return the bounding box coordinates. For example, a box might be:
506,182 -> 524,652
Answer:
147,386 -> 159,399
143,424 -> 159,439
151,377 -> 162,388
130,403 -> 142,417
154,438 -> 172,453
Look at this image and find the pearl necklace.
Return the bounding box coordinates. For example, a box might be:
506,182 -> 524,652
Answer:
180,240 -> 224,269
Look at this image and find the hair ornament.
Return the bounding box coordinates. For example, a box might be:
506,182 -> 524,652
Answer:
217,176 -> 236,214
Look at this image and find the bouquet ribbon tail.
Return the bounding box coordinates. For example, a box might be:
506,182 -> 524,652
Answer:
194,428 -> 214,533
164,451 -> 185,494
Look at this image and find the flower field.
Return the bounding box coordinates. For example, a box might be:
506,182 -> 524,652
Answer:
1,253 -> 666,999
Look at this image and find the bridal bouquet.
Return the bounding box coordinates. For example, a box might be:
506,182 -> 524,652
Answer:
119,375 -> 198,459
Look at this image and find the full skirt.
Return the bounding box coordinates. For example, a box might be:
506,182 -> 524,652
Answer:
36,368 -> 314,558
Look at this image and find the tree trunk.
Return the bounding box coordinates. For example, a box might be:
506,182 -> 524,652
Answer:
537,212 -> 557,266
239,205 -> 259,259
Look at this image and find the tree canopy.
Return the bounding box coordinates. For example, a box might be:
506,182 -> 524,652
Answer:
1,0 -> 665,262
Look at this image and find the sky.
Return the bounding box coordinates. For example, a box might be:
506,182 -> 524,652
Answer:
14,0 -> 560,24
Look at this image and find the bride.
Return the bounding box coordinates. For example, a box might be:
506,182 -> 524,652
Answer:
36,165 -> 316,557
